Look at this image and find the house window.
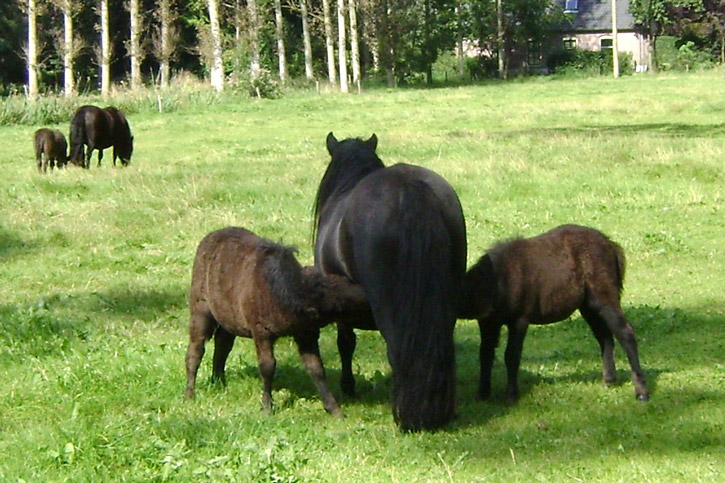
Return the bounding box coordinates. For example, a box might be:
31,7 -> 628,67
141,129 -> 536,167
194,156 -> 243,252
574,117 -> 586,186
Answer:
563,37 -> 577,50
527,40 -> 542,66
600,37 -> 613,51
564,0 -> 578,12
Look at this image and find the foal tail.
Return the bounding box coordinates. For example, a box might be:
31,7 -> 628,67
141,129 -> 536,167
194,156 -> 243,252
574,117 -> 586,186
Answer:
612,240 -> 626,294
388,181 -> 464,432
69,110 -> 87,164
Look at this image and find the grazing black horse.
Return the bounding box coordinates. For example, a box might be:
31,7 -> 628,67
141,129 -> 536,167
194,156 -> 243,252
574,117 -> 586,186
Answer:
69,105 -> 133,168
313,133 -> 467,431
34,128 -> 68,173
459,224 -> 649,403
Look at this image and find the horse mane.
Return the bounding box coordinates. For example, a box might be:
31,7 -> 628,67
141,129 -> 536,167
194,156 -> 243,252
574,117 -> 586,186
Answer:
312,135 -> 384,242
260,241 -> 320,320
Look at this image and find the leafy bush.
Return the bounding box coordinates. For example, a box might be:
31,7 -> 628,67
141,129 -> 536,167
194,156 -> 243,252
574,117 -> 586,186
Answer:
656,36 -> 717,72
547,48 -> 633,77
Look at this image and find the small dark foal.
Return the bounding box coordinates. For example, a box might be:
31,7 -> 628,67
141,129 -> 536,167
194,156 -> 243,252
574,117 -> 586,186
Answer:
460,224 -> 649,403
34,128 -> 68,173
185,227 -> 369,416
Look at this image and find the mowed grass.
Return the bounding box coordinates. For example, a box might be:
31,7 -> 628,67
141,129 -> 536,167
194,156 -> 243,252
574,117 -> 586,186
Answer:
1,71 -> 723,481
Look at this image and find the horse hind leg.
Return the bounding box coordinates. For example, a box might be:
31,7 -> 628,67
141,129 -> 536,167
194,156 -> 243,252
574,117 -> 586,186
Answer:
185,311 -> 217,398
337,323 -> 357,396
585,303 -> 649,401
211,326 -> 236,386
580,306 -> 617,385
253,335 -> 277,414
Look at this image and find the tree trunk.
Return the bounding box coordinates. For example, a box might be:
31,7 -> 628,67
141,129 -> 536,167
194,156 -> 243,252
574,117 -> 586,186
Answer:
300,0 -> 314,79
27,0 -> 39,99
208,0 -> 224,91
158,0 -> 173,88
496,0 -> 505,79
456,2 -> 464,80
100,0 -> 111,96
323,0 -> 337,84
611,0 -> 619,78
247,0 -> 261,80
338,0 -> 348,92
348,0 -> 360,86
62,0 -> 75,96
424,0 -> 432,85
273,0 -> 287,83
379,0 -> 394,86
129,0 -> 142,89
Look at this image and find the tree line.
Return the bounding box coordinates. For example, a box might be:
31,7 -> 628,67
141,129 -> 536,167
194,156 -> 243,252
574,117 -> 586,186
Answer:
2,0 -> 723,98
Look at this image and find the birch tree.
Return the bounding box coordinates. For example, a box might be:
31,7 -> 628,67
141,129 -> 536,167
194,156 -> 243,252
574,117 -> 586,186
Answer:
273,0 -> 287,83
129,0 -> 142,89
247,0 -> 261,79
26,0 -> 39,99
208,0 -> 223,91
300,0 -> 314,79
348,0 -> 360,86
322,0 -> 337,83
337,0 -> 348,92
99,0 -> 111,96
154,0 -> 179,88
55,0 -> 76,96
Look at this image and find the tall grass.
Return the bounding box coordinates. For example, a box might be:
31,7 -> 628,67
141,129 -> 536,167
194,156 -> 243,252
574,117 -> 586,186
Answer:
0,74 -> 234,127
0,71 -> 723,481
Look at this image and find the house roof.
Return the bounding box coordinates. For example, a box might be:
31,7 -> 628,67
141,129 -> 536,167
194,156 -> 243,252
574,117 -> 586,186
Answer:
555,0 -> 637,32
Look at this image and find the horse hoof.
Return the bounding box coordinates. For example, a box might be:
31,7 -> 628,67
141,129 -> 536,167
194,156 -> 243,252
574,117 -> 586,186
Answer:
637,393 -> 650,402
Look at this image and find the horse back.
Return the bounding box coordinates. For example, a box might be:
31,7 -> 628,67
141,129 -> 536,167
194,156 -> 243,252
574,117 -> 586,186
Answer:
489,224 -> 623,324
190,227 -> 305,338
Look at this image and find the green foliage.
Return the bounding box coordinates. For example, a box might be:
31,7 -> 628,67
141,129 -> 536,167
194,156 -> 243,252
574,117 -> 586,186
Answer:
0,71 -> 723,480
548,48 -> 634,77
656,35 -> 717,70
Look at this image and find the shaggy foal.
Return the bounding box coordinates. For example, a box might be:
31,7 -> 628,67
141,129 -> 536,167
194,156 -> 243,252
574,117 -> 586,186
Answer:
34,128 -> 68,173
460,224 -> 649,403
185,227 -> 369,416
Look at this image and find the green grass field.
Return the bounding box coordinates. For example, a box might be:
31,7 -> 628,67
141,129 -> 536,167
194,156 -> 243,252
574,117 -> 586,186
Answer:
1,71 -> 723,481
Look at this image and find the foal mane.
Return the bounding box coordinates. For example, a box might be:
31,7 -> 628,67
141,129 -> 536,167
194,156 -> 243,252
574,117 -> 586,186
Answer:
312,135 -> 384,242
261,241 -> 320,319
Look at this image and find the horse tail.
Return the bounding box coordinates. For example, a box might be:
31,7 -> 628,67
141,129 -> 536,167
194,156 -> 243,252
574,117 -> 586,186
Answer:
612,239 -> 626,295
389,181 -> 463,432
69,110 -> 86,163
33,131 -> 44,160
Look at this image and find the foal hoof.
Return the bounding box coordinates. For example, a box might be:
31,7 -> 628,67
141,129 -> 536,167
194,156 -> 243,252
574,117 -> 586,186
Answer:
637,393 -> 650,402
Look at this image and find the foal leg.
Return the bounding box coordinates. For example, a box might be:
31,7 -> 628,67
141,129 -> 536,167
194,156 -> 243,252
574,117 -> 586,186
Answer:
477,319 -> 502,400
503,320 -> 529,404
337,323 -> 357,396
295,330 -> 344,418
580,306 -> 617,385
597,305 -> 649,401
253,336 -> 276,414
185,311 -> 217,398
211,326 -> 236,386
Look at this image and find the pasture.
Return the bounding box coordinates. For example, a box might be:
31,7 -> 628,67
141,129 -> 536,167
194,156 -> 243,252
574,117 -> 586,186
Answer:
1,71 -> 723,481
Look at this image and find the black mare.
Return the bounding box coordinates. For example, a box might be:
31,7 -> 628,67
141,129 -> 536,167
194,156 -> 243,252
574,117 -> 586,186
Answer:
313,133 -> 467,431
69,105 -> 134,168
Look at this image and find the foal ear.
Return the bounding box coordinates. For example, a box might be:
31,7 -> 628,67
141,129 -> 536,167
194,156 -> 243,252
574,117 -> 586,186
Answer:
326,132 -> 338,155
365,134 -> 378,152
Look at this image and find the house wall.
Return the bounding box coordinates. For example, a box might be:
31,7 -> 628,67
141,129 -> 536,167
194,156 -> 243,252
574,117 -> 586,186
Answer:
571,32 -> 647,67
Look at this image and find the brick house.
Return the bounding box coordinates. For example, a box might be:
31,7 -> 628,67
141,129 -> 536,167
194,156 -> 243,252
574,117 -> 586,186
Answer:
546,0 -> 651,71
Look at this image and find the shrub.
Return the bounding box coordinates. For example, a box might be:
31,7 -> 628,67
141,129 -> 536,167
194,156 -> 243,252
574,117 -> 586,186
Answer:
547,48 -> 633,77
